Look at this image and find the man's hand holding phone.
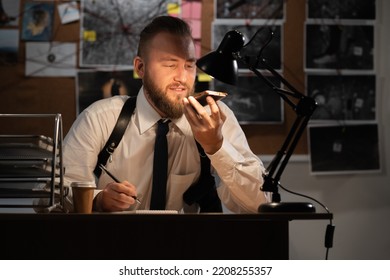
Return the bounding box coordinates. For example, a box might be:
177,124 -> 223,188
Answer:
183,90 -> 227,154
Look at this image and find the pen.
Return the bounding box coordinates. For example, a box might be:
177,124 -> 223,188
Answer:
98,164 -> 141,204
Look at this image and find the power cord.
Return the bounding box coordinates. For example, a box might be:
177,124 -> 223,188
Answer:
278,182 -> 335,260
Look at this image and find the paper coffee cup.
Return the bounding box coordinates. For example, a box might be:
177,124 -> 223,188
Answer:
71,181 -> 96,213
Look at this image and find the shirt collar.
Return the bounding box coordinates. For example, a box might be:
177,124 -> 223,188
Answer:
136,86 -> 192,136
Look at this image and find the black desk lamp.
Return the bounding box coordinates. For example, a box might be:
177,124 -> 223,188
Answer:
196,29 -> 317,213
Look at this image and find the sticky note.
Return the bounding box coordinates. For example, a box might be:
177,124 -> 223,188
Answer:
83,30 -> 96,42
167,3 -> 180,15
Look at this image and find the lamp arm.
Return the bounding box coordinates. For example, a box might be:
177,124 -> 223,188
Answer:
236,53 -> 300,109
263,114 -> 311,202
248,64 -> 297,109
236,55 -> 317,203
259,57 -> 303,98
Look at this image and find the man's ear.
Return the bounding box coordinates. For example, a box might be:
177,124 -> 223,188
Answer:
134,56 -> 145,78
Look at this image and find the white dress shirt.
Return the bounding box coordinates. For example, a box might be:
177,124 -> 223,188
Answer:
63,87 -> 268,213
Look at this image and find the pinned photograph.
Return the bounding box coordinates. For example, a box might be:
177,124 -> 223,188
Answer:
76,70 -> 142,114
0,29 -> 19,64
307,74 -> 376,121
309,123 -> 380,174
215,0 -> 284,20
213,72 -> 283,124
21,2 -> 54,41
307,0 -> 376,20
80,0 -> 180,67
212,23 -> 282,71
0,0 -> 21,26
305,24 -> 374,70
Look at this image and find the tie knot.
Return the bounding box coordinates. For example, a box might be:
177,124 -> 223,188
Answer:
157,119 -> 170,136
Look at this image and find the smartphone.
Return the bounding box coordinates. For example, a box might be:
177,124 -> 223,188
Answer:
193,90 -> 228,106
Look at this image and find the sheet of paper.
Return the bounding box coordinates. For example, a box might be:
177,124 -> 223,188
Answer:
57,1 -> 80,24
110,210 -> 179,215
25,42 -> 77,77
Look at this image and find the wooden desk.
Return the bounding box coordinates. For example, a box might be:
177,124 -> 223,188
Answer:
0,213 -> 331,260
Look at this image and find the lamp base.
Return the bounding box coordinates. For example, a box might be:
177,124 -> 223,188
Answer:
258,202 -> 316,213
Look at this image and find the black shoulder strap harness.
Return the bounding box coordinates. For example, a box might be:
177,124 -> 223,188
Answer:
93,96 -> 222,213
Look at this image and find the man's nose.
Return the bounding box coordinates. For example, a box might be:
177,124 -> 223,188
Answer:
173,66 -> 188,83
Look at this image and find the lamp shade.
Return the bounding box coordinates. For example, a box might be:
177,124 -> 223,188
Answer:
196,30 -> 245,85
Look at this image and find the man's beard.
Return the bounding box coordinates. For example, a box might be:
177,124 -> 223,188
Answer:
143,73 -> 194,119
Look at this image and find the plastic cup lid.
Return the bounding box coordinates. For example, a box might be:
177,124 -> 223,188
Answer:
70,181 -> 96,188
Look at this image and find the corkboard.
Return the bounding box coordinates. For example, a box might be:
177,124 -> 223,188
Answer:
0,0 -> 78,137
0,0 -> 307,155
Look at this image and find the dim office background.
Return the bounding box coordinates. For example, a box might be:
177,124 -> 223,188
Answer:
0,0 -> 389,259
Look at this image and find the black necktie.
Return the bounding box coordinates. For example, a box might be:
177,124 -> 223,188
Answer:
150,119 -> 170,210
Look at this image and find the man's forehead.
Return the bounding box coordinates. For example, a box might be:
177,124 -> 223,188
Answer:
148,32 -> 196,59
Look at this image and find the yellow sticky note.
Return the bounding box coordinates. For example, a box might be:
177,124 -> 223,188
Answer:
83,30 -> 96,42
167,3 -> 180,15
197,73 -> 213,82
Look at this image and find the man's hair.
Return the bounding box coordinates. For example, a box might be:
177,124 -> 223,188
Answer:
137,16 -> 193,57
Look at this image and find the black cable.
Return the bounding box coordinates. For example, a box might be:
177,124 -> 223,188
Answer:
278,182 -> 335,260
